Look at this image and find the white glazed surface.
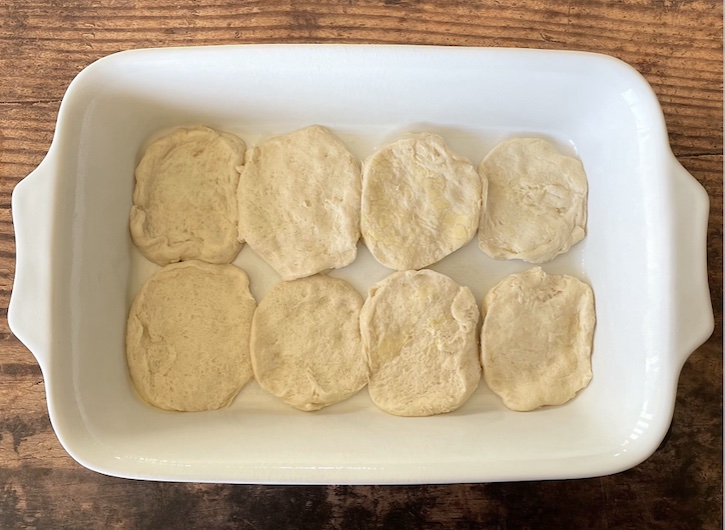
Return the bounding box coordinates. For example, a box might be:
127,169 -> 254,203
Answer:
8,45 -> 714,484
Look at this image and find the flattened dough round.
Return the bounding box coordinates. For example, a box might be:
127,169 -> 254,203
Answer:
126,261 -> 256,411
481,267 -> 595,412
237,125 -> 361,280
478,138 -> 588,263
361,133 -> 482,271
130,125 -> 245,265
361,269 -> 481,416
251,275 -> 367,411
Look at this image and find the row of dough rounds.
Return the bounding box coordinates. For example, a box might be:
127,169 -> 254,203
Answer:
129,125 -> 588,278
126,263 -> 595,415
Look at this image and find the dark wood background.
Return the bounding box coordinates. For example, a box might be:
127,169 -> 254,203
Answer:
1,1 -> 722,528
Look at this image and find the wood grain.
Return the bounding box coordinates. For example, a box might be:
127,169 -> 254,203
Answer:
0,1 -> 721,528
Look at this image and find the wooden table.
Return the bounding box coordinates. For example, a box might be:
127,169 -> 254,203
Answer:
1,1 -> 721,528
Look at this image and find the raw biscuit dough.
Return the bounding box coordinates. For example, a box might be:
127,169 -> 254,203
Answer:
478,137 -> 588,263
361,133 -> 483,271
360,269 -> 481,416
126,261 -> 256,411
130,125 -> 245,265
251,275 -> 367,411
237,125 -> 361,280
480,267 -> 595,412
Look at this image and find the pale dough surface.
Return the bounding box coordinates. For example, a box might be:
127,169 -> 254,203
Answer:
360,269 -> 481,416
361,133 -> 482,271
480,267 -> 595,412
478,138 -> 588,263
130,125 -> 245,265
126,261 -> 256,411
237,125 -> 361,280
251,275 -> 367,411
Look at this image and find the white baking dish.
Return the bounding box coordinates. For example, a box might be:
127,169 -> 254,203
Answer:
9,45 -> 713,484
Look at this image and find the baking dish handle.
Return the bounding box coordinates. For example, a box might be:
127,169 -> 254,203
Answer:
669,155 -> 714,367
8,156 -> 55,372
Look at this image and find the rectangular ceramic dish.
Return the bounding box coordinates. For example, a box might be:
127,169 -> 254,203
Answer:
9,45 -> 713,484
